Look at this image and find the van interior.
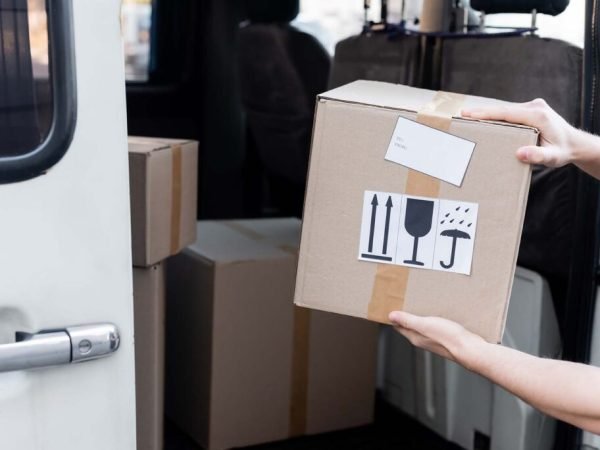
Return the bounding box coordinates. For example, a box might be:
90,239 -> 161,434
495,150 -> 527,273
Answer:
4,0 -> 599,449
121,0 -> 600,449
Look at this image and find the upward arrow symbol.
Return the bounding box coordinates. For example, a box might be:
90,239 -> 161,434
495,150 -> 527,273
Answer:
382,196 -> 393,254
367,194 -> 378,253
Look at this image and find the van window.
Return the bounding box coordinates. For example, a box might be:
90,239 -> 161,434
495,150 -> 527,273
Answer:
122,0 -> 153,82
0,0 -> 76,183
0,0 -> 51,157
295,0 -> 375,54
485,0 -> 584,47
295,0 -> 585,53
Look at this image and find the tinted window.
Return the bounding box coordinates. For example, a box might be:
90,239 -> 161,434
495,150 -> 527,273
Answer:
0,0 -> 51,157
122,0 -> 153,82
0,0 -> 76,183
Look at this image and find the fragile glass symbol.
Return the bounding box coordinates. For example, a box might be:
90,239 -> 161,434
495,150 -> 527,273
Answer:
403,198 -> 434,266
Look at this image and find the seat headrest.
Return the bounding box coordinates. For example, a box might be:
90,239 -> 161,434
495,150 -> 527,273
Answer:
471,0 -> 569,15
243,0 -> 300,23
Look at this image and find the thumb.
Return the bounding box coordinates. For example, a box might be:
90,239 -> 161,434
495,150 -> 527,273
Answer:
516,145 -> 562,167
389,311 -> 419,330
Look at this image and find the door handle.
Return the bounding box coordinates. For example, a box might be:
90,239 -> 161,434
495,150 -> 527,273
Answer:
0,323 -> 120,373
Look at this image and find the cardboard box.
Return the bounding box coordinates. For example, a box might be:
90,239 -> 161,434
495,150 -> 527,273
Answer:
128,136 -> 198,267
295,81 -> 537,343
133,263 -> 165,450
165,219 -> 378,450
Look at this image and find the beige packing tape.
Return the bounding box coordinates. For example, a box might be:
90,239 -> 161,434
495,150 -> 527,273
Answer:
367,91 -> 465,323
170,145 -> 183,255
289,306 -> 311,437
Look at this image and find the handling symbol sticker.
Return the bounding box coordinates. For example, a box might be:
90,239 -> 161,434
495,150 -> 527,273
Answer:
358,191 -> 404,264
433,200 -> 478,274
395,196 -> 439,269
358,190 -> 478,275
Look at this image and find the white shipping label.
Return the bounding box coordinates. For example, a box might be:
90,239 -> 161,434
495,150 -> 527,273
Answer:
358,190 -> 479,275
385,117 -> 476,187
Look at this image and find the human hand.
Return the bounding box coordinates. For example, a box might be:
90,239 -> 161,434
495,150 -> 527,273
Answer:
391,314 -> 600,434
389,311 -> 485,369
462,99 -> 576,168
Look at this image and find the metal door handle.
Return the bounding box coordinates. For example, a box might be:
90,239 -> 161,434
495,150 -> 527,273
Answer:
0,323 -> 120,373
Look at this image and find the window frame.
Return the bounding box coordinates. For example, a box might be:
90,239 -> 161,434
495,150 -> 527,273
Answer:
0,0 -> 77,184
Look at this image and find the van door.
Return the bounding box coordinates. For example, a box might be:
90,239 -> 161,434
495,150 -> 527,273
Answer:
0,0 -> 136,448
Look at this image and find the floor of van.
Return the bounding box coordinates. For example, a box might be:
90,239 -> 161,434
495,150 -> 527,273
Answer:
164,396 -> 463,450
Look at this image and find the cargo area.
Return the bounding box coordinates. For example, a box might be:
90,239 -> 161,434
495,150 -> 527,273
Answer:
118,1 -> 597,449
3,0 -> 599,449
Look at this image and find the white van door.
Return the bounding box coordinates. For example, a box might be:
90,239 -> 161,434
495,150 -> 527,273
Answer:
0,0 -> 136,448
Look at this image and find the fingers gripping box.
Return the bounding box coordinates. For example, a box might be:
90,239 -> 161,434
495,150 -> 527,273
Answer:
294,81 -> 538,343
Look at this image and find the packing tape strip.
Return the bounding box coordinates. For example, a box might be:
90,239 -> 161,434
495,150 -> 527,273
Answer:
289,305 -> 311,437
417,91 -> 466,128
170,145 -> 183,254
367,91 -> 465,323
219,220 -> 309,436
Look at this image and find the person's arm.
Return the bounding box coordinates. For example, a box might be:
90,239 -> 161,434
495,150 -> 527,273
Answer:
462,98 -> 600,180
388,99 -> 600,433
389,311 -> 600,434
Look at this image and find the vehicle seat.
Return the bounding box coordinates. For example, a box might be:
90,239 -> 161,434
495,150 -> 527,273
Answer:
440,35 -> 582,332
238,0 -> 330,216
440,36 -> 582,126
329,33 -> 422,89
471,0 -> 570,15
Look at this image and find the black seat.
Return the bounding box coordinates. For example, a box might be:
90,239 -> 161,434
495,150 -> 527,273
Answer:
440,36 -> 582,126
238,0 -> 330,216
471,0 -> 570,15
440,34 -> 582,333
329,33 -> 421,89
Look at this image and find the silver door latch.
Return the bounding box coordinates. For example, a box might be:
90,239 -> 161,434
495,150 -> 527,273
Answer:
0,323 -> 120,373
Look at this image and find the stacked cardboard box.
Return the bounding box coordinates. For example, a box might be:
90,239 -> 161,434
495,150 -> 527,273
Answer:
132,264 -> 165,450
128,136 -> 198,267
128,136 -> 198,450
165,218 -> 379,450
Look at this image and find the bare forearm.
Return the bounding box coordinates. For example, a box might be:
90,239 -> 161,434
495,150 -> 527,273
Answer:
464,341 -> 600,433
389,310 -> 600,433
570,128 -> 600,179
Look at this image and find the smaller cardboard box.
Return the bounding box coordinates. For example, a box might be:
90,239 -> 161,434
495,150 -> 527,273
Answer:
133,263 -> 165,450
295,81 -> 538,343
128,136 -> 198,267
165,218 -> 379,450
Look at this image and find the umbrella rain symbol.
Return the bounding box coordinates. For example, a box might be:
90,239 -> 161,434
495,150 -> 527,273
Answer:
439,229 -> 471,269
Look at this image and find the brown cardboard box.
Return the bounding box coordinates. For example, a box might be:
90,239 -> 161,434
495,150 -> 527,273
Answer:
165,219 -> 378,450
128,136 -> 198,267
133,263 -> 165,450
295,81 -> 538,343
